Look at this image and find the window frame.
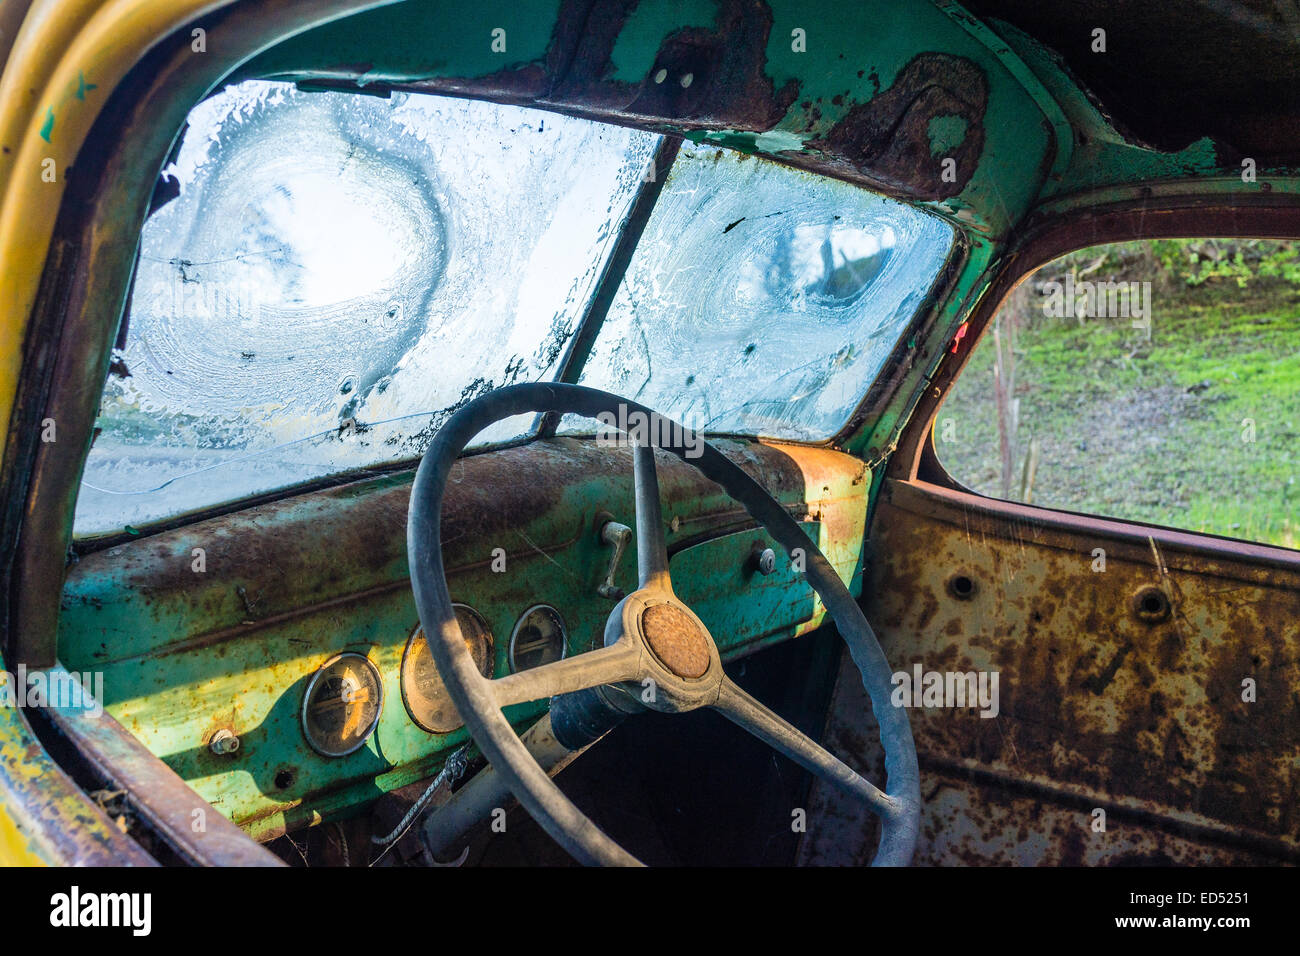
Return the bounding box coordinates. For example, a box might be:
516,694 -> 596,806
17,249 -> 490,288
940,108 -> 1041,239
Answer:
889,195 -> 1300,569
78,87 -> 677,539
76,85 -> 968,543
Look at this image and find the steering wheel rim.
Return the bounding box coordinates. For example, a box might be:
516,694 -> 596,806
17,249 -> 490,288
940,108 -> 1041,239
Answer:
407,383 -> 920,866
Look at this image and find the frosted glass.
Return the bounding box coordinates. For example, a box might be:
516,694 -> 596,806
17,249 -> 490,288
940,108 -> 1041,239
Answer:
76,81 -> 659,536
573,142 -> 954,441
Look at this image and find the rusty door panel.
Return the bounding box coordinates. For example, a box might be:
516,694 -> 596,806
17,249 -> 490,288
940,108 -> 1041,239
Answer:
802,476 -> 1300,865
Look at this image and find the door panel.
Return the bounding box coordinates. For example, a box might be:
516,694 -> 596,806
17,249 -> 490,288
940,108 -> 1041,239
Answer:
803,471 -> 1300,865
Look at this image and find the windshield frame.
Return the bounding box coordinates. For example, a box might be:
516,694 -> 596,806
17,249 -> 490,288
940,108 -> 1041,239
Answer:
74,84 -> 964,544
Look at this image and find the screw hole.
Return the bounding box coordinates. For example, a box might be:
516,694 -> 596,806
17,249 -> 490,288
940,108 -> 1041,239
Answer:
947,574 -> 976,600
1131,585 -> 1171,623
274,768 -> 296,791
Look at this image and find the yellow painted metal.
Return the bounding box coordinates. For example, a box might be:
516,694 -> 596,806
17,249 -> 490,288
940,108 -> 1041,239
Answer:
0,698 -> 112,865
0,0 -> 397,867
0,803 -> 47,865
0,0 -> 237,867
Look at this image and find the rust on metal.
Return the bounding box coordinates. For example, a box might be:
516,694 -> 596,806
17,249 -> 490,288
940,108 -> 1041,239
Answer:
830,197 -> 1300,865
545,0 -> 798,130
356,0 -> 800,134
40,666 -> 284,866
66,437 -> 852,658
57,435 -> 868,836
802,475 -> 1300,865
809,53 -> 988,200
640,603 -> 710,679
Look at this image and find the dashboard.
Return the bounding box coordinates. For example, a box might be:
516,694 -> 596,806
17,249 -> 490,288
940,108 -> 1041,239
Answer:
59,437 -> 869,840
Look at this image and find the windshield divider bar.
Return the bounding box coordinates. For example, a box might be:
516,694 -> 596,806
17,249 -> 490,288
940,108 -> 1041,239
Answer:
537,135 -> 682,439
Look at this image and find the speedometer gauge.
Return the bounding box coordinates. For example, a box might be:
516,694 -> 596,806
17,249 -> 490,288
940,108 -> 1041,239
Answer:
401,604 -> 495,733
301,652 -> 384,757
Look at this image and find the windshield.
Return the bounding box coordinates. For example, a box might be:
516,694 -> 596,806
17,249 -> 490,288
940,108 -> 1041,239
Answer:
76,81 -> 955,539
76,82 -> 660,537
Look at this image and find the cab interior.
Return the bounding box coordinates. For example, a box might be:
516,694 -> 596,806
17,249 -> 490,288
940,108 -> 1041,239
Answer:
3,0 -> 1298,866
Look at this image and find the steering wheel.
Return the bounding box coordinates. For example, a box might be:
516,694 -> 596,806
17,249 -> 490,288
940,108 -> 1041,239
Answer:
407,383 -> 919,866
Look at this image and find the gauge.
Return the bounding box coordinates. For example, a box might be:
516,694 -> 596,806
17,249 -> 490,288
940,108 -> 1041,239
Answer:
509,605 -> 568,672
301,652 -> 384,757
401,604 -> 495,733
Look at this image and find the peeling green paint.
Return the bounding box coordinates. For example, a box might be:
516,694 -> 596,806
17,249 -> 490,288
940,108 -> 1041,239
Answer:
927,114 -> 967,155
38,107 -> 53,142
753,128 -> 806,152
690,129 -> 758,153
989,18 -> 1294,199
245,0 -> 562,85
607,0 -> 717,83
75,71 -> 97,101
695,128 -> 807,156
59,444 -> 864,830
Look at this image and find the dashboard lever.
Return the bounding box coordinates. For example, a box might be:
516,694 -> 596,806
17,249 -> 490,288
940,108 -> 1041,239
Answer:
597,520 -> 633,599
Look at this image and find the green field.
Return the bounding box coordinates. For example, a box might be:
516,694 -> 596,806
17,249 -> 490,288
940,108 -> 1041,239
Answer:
937,264 -> 1300,551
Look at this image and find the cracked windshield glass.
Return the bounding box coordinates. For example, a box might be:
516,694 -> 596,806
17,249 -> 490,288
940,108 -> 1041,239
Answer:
573,141 -> 955,441
77,81 -> 660,536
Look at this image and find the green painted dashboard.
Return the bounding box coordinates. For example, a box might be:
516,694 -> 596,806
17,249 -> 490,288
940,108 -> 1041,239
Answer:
58,437 -> 867,840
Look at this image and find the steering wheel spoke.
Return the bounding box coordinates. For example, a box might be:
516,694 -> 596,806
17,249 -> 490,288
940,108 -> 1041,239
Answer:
489,641 -> 642,710
633,441 -> 671,592
713,677 -> 901,821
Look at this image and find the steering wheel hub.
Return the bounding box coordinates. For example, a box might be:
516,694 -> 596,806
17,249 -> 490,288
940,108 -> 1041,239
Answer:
639,602 -> 711,679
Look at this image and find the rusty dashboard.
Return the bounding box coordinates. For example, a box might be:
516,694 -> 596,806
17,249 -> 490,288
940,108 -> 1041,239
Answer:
57,437 -> 867,839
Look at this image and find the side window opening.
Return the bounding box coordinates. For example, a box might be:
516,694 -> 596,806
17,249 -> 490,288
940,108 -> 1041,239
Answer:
936,238 -> 1300,551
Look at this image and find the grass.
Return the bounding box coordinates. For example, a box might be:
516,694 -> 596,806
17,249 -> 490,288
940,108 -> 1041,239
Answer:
937,278 -> 1300,550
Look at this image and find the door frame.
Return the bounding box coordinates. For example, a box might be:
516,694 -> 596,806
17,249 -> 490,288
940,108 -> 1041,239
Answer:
886,192 -> 1300,578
